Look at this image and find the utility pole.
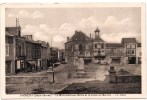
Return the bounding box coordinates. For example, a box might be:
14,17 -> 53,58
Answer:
50,36 -> 55,83
47,35 -> 55,83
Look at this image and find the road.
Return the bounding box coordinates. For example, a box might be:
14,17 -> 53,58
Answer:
6,63 -> 141,94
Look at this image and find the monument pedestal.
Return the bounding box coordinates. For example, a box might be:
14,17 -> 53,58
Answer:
76,69 -> 87,78
75,55 -> 87,78
47,67 -> 55,83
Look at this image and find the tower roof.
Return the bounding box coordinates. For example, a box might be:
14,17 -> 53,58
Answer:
94,27 -> 100,33
93,36 -> 104,42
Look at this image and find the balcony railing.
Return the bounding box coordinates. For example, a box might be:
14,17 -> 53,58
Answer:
93,52 -> 105,56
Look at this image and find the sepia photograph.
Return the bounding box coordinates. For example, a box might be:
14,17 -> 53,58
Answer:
1,3 -> 146,99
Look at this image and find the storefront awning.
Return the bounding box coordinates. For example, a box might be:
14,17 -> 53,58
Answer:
27,61 -> 36,65
94,56 -> 105,58
84,56 -> 92,59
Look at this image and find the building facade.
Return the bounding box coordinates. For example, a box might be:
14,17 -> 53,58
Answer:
50,47 -> 59,63
24,36 -> 42,72
136,43 -> 141,64
65,30 -> 92,65
121,38 -> 138,64
58,49 -> 65,63
5,32 -> 16,75
65,27 -> 141,65
105,43 -> 125,64
92,28 -> 106,64
41,41 -> 50,70
5,25 -> 50,74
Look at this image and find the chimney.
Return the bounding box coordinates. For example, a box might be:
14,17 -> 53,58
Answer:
90,33 -> 91,38
27,35 -> 33,40
67,37 -> 70,42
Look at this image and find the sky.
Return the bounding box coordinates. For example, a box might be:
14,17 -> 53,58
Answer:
5,7 -> 141,49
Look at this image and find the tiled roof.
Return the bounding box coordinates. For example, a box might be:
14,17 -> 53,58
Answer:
6,31 -> 14,37
70,31 -> 91,41
121,38 -> 137,44
116,69 -> 135,76
41,41 -> 47,47
116,65 -> 141,76
93,36 -> 104,42
25,38 -> 41,44
106,43 -> 124,48
137,43 -> 141,47
5,27 -> 19,36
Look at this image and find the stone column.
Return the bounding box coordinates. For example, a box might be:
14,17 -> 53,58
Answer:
108,66 -> 116,83
75,55 -> 87,78
78,56 -> 84,70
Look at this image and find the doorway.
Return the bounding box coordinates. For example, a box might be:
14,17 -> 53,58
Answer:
128,57 -> 136,64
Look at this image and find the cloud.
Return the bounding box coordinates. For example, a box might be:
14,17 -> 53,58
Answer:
76,16 -> 140,42
7,10 -> 44,19
53,35 -> 65,42
22,23 -> 75,49
31,11 -> 44,19
101,32 -> 141,43
22,15 -> 141,49
77,16 -> 100,33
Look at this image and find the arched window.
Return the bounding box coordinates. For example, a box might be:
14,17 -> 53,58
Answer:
95,44 -> 97,49
79,44 -> 82,51
16,44 -> 22,56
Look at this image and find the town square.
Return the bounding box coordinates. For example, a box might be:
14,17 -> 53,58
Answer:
5,6 -> 142,94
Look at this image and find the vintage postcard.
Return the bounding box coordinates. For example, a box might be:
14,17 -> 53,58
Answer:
0,3 -> 146,99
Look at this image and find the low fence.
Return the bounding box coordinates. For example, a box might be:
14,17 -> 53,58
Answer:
6,76 -> 48,84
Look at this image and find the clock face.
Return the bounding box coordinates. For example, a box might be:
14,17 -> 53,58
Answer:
97,44 -> 101,48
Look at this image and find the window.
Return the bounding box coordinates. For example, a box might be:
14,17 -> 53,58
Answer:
18,45 -> 21,56
75,44 -> 79,50
6,44 -> 9,56
132,50 -> 134,54
85,51 -> 90,56
127,50 -> 131,54
132,50 -> 135,55
113,49 -> 117,53
79,44 -> 82,50
98,50 -> 101,53
101,44 -> 104,49
16,45 -> 22,56
86,45 -> 89,49
97,44 -> 101,48
95,44 -> 97,49
131,44 -> 136,49
126,44 -> 130,48
6,37 -> 8,44
127,50 -> 135,55
74,51 -> 79,56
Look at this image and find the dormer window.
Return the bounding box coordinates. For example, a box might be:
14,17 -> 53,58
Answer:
126,44 -> 130,48
131,44 -> 136,49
